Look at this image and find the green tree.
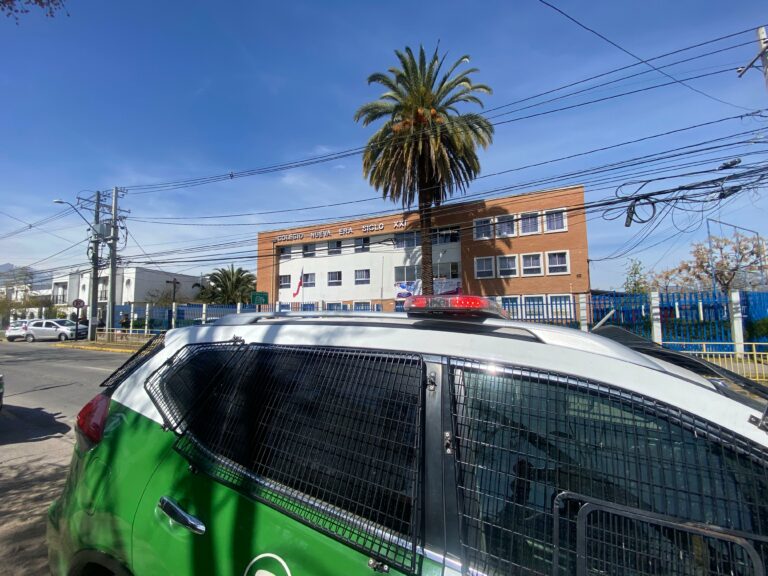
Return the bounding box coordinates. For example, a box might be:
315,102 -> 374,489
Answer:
199,265 -> 255,305
355,45 -> 493,295
623,258 -> 649,293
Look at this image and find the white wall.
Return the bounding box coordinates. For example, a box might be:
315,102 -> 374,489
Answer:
276,233 -> 461,304
132,268 -> 200,303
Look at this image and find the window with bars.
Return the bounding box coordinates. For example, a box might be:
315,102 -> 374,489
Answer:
328,271 -> 342,286
449,360 -> 768,576
302,273 -> 315,288
278,275 -> 291,289
355,269 -> 370,285
145,343 -> 425,573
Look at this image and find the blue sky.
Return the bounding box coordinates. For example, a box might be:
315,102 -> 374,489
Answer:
1,0 -> 767,289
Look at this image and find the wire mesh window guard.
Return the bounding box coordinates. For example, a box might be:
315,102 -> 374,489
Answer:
145,342 -> 425,573
100,333 -> 165,389
449,359 -> 768,576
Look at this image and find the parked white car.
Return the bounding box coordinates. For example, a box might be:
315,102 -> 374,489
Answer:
24,319 -> 86,342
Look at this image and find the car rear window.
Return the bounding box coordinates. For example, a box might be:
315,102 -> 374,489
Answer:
145,342 -> 424,573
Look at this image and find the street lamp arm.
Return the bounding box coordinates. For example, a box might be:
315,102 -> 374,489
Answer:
53,199 -> 99,235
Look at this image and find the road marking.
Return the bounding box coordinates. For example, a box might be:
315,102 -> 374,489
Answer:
68,365 -> 115,372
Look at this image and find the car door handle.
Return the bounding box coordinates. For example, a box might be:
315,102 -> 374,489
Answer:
157,496 -> 206,535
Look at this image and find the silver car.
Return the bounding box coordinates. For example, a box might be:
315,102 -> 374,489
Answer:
4,320 -> 29,342
25,319 -> 84,342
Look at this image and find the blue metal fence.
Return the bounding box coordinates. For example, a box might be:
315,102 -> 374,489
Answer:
659,291 -> 731,343
107,292 -> 768,346
742,290 -> 768,343
590,293 -> 651,339
500,296 -> 580,328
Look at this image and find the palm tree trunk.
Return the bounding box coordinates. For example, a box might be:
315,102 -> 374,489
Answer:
419,195 -> 434,296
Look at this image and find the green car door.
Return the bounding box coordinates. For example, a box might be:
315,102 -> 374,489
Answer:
131,341 -> 449,576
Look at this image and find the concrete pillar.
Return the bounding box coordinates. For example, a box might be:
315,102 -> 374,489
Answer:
202,303 -> 208,325
579,293 -> 589,332
730,290 -> 745,357
171,302 -> 177,330
144,303 -> 150,335
129,302 -> 135,334
651,291 -> 662,345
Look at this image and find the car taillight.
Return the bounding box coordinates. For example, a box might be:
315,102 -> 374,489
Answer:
76,393 -> 110,446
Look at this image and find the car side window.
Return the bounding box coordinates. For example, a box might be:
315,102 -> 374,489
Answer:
44,321 -> 56,328
146,343 -> 425,573
449,359 -> 768,576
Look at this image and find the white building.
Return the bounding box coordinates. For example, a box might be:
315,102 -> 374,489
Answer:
51,267 -> 202,318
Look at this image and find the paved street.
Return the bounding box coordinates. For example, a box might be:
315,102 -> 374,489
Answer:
0,342 -> 127,575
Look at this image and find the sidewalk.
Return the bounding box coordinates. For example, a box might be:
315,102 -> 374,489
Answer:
53,340 -> 137,354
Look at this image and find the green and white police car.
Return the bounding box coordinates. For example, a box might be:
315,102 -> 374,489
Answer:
48,296 -> 768,576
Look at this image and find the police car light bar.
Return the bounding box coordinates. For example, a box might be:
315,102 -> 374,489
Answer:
404,295 -> 507,318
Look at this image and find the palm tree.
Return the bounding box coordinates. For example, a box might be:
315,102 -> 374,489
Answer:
355,45 -> 493,295
200,265 -> 255,304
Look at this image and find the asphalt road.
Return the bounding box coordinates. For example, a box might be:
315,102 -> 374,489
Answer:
0,341 -> 127,575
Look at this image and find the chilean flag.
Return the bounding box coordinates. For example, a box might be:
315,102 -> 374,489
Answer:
292,267 -> 304,299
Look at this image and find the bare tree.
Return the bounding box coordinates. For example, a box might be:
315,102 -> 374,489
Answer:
655,235 -> 765,293
679,235 -> 764,292
648,267 -> 684,292
1,0 -> 65,20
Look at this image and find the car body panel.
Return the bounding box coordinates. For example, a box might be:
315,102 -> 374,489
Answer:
132,442 -> 448,576
48,314 -> 768,576
48,404 -> 175,576
112,322 -> 768,447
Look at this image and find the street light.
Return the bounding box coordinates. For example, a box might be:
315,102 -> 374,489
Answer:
53,197 -> 103,341
53,199 -> 98,231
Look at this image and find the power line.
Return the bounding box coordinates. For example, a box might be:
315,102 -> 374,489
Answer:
127,111 -> 765,221
0,208 -> 78,242
122,29 -> 761,196
534,0 -> 751,111
125,68 -> 738,197
126,132 -> 768,234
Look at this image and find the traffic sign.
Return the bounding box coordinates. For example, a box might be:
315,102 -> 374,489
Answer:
250,291 -> 268,305
72,299 -> 86,308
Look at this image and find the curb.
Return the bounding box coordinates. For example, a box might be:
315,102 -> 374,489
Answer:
53,343 -> 136,354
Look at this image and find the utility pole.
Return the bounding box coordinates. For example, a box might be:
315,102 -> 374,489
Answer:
166,278 -> 180,303
759,27 -> 768,93
106,187 -> 119,336
737,27 -> 768,92
88,191 -> 101,341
